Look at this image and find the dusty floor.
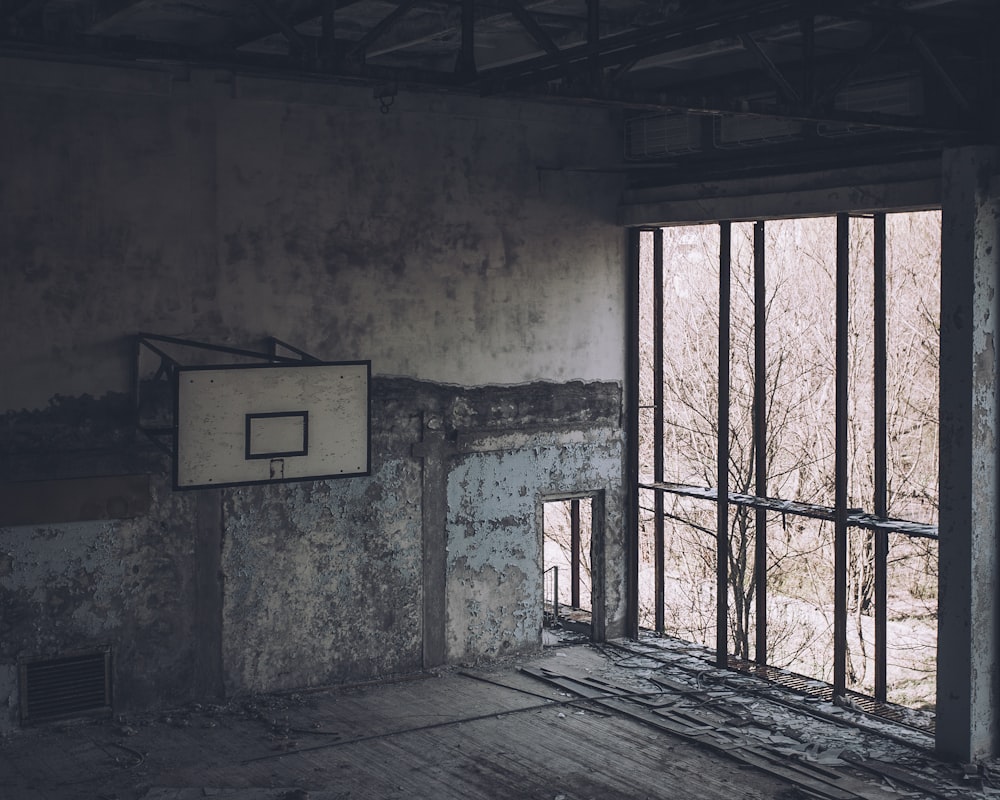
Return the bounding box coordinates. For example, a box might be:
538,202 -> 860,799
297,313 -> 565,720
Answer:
1,634 -> 997,800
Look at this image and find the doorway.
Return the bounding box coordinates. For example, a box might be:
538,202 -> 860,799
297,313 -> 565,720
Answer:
542,496 -> 594,640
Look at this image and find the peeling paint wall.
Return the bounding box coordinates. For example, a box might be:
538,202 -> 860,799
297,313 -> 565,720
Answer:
0,60 -> 626,730
222,466 -> 424,691
216,378 -> 623,693
0,472 -> 207,717
447,435 -> 624,661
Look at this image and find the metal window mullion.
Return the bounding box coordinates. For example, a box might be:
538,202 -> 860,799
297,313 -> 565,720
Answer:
654,228 -> 666,633
834,212 -> 850,698
587,0 -> 600,83
626,228 -> 642,640
458,0 -> 476,76
321,0 -> 336,62
717,221 -> 732,668
553,566 -> 560,621
800,10 -> 815,106
571,498 -> 581,609
754,220 -> 768,666
873,212 -> 889,703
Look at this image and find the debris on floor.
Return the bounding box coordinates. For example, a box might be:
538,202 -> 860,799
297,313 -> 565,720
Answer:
522,633 -> 998,800
4,635 -> 1000,800
141,791 -> 321,799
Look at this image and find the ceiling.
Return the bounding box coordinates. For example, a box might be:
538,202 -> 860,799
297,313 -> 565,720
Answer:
3,0 -> 996,177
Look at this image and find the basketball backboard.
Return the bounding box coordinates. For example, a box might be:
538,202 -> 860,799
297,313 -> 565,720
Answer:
174,360 -> 370,489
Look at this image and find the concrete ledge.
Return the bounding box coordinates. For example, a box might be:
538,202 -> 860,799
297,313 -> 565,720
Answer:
620,161 -> 942,225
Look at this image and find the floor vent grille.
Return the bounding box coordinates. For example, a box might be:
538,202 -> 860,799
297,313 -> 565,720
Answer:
20,649 -> 112,725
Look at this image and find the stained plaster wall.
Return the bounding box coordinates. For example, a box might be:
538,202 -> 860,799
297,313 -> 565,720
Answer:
0,476 -> 206,716
0,59 -> 627,729
448,437 -> 622,661
220,381 -> 428,693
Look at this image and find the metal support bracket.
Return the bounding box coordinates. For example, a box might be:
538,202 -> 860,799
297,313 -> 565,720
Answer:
133,333 -> 320,458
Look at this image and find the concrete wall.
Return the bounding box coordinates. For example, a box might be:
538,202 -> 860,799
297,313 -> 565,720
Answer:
0,60 -> 626,729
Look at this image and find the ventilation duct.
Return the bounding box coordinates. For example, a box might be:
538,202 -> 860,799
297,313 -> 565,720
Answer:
818,76 -> 924,137
624,113 -> 703,161
714,111 -> 803,149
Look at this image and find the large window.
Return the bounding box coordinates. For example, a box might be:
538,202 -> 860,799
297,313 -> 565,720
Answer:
636,212 -> 940,711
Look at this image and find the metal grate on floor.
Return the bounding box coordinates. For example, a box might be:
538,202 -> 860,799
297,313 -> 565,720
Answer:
19,649 -> 112,725
727,657 -> 935,734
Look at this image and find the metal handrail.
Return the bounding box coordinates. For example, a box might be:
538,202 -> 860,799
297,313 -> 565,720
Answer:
543,565 -> 559,622
639,481 -> 937,539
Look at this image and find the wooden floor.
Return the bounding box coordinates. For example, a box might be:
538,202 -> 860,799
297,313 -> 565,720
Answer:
0,637 -> 984,800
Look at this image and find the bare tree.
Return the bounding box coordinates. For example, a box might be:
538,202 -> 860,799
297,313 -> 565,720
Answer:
638,212 -> 940,705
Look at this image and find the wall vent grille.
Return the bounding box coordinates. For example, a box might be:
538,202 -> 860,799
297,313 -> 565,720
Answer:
19,649 -> 112,725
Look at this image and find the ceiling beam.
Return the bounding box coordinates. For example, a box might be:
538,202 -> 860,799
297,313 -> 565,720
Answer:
320,0 -> 336,63
525,81 -> 974,134
232,0 -> 363,51
361,0 -> 644,62
739,31 -> 799,104
363,0 -> 592,63
903,25 -> 971,114
348,0 -> 423,60
587,0 -> 599,83
502,0 -> 562,61
455,0 -> 475,76
478,0 -> 806,91
6,0 -> 146,37
814,24 -> 890,108
248,0 -> 315,56
799,9 -> 815,106
815,0 -> 984,36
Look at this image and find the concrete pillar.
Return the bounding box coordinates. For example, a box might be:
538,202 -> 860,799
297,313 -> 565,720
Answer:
193,489 -> 225,700
412,416 -> 450,669
936,146 -> 1000,762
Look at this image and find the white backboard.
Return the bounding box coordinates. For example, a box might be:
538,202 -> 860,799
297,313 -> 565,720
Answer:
174,361 -> 370,489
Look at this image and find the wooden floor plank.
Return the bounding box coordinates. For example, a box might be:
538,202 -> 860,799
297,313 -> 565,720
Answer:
0,641 -> 964,800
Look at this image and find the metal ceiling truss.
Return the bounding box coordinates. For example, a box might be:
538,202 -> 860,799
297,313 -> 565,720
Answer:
250,0 -> 315,55
477,3 -> 983,133
1,0 -> 992,139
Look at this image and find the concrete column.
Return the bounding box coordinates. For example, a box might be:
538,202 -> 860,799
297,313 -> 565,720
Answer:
193,488 -> 225,700
936,146 -> 1000,762
412,415 -> 451,669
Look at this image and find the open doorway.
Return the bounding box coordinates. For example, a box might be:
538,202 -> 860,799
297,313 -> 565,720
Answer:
542,496 -> 594,642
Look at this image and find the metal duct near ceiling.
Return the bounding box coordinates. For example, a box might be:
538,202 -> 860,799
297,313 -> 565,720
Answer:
818,76 -> 925,137
714,112 -> 803,149
624,113 -> 704,161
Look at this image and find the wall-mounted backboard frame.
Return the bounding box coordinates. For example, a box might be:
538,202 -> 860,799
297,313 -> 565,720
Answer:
135,334 -> 370,490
